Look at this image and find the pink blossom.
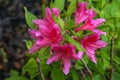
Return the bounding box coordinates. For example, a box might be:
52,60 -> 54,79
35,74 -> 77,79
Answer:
29,7 -> 62,53
81,31 -> 107,63
86,8 -> 96,19
75,8 -> 105,32
45,7 -> 60,25
52,8 -> 60,18
75,2 -> 88,24
75,18 -> 105,32
46,44 -> 83,75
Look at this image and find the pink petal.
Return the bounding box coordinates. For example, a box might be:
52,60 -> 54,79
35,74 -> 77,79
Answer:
52,8 -> 60,18
87,53 -> 96,63
62,58 -> 71,75
90,40 -> 107,49
32,19 -> 45,28
85,46 -> 95,55
75,18 -> 93,32
46,7 -> 52,19
77,51 -> 83,59
45,7 -> 54,24
93,29 -> 106,36
51,44 -> 63,51
36,38 -> 51,47
86,8 -> 96,19
92,18 -> 105,27
81,33 -> 100,43
75,2 -> 88,24
39,25 -> 50,37
48,24 -> 61,38
85,47 -> 96,63
75,18 -> 105,32
50,48 -> 53,55
71,51 -> 83,60
29,44 -> 40,54
28,29 -> 41,38
46,52 -> 62,64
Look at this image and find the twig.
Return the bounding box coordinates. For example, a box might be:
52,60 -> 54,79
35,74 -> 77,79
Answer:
80,70 -> 86,80
36,59 -> 45,80
110,38 -> 114,80
81,58 -> 93,80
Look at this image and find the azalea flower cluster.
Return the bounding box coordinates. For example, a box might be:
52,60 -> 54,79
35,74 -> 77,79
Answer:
28,2 -> 107,75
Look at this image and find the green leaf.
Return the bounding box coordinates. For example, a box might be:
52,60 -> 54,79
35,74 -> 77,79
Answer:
96,59 -> 105,74
65,18 -> 74,30
70,68 -> 79,80
10,69 -> 19,77
96,0 -> 107,10
78,0 -> 84,1
112,72 -> 120,80
113,55 -> 120,65
24,7 -> 37,28
114,64 -> 120,73
103,0 -> 120,19
53,16 -> 64,30
100,48 -> 110,69
50,1 -> 54,9
57,16 -> 65,30
65,35 -> 84,52
75,60 -> 83,70
75,55 -> 89,70
93,75 -> 103,80
51,68 -> 65,80
6,77 -> 28,80
24,40 -> 33,49
40,60 -> 52,77
66,0 -> 77,16
22,58 -> 37,79
52,0 -> 65,12
38,47 -> 50,60
22,58 -> 37,71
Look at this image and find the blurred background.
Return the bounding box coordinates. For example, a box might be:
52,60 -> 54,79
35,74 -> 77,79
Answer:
0,0 -> 45,79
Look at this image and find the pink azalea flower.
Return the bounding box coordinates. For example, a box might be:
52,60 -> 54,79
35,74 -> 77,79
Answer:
28,7 -> 62,53
75,2 -> 88,24
46,44 -> 83,75
75,8 -> 105,32
81,31 -> 107,63
75,18 -> 105,32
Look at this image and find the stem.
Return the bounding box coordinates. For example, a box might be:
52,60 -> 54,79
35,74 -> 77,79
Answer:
42,0 -> 46,4
80,70 -> 86,80
81,58 -> 93,80
110,38 -> 114,80
36,60 -> 45,80
76,0 -> 78,6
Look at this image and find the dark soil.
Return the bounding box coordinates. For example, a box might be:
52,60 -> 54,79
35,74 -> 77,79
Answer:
0,0 -> 44,79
